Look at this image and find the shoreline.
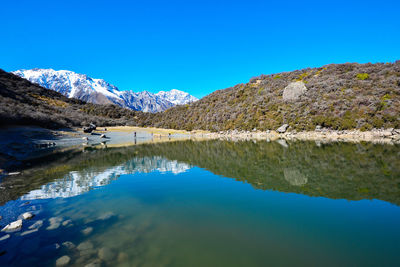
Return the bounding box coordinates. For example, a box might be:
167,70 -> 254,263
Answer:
1,125 -> 399,174
195,128 -> 400,144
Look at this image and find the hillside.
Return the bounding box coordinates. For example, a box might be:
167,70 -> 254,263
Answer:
0,69 -> 141,128
147,62 -> 400,131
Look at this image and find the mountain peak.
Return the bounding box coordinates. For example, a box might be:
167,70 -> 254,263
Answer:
12,68 -> 198,112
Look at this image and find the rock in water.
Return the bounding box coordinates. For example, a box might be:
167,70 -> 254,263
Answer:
28,220 -> 43,230
98,247 -> 116,261
21,212 -> 34,220
282,81 -> 308,101
1,219 -> 22,232
277,124 -> 289,133
47,217 -> 63,230
81,227 -> 93,235
56,255 -> 71,266
0,234 -> 10,241
62,241 -> 76,250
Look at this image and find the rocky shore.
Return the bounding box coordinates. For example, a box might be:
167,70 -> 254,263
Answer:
194,127 -> 400,144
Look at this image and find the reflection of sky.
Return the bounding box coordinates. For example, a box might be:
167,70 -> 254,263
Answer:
21,156 -> 191,200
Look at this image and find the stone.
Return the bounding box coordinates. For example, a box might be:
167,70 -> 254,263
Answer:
0,234 -> 10,241
282,81 -> 308,101
21,228 -> 39,236
28,220 -> 43,230
81,227 -> 93,236
21,212 -> 34,220
117,252 -> 128,262
2,219 -> 22,232
276,124 -> 289,133
62,219 -> 72,226
84,259 -> 102,267
98,247 -> 115,261
62,241 -> 76,250
77,241 -> 94,251
47,217 -> 62,230
315,125 -> 322,131
98,212 -> 115,221
56,255 -> 71,266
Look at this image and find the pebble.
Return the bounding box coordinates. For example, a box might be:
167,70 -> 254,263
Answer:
81,227 -> 93,236
56,255 -> 71,266
98,247 -> 115,261
1,219 -> 22,232
28,220 -> 43,230
0,234 -> 10,241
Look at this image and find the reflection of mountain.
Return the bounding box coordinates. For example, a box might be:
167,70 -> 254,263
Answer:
21,156 -> 191,200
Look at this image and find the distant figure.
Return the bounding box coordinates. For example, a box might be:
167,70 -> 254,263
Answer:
134,132 -> 137,137
104,128 -> 107,131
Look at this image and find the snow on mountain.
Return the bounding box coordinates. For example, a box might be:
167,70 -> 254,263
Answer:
156,89 -> 198,105
12,68 -> 198,113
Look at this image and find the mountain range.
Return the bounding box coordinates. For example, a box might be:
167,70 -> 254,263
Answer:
12,68 -> 198,112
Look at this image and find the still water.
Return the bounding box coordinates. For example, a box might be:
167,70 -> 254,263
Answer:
1,140 -> 400,266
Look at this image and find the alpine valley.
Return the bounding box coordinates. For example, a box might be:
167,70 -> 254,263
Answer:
12,68 -> 198,113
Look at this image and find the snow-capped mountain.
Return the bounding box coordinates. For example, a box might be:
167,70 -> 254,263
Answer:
156,89 -> 198,105
12,68 -> 198,113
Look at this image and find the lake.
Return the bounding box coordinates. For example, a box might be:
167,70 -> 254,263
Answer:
1,139 -> 400,266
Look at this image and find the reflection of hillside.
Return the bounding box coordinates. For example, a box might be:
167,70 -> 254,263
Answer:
132,140 -> 400,205
1,140 -> 399,206
21,156 -> 191,200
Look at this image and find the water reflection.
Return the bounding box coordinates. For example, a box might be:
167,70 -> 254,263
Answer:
1,140 -> 400,205
0,140 -> 400,266
22,157 -> 191,200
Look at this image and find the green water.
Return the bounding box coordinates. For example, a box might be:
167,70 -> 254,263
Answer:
0,140 -> 399,266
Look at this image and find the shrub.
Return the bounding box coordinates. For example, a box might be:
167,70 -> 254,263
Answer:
356,73 -> 369,80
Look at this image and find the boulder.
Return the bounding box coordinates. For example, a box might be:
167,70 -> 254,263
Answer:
283,81 -> 308,101
277,124 -> 289,133
29,220 -> 43,230
2,219 -> 22,232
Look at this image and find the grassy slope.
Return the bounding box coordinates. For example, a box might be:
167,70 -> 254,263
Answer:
147,61 -> 400,131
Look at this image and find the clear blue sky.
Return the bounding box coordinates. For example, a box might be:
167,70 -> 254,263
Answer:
1,0 -> 399,98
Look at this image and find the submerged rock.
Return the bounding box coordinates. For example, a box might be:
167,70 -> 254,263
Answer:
62,241 -> 76,250
98,247 -> 115,261
0,234 -> 10,241
98,212 -> 116,221
47,217 -> 63,230
56,255 -> 71,266
81,227 -> 93,236
21,228 -> 39,236
62,219 -> 72,227
1,219 -> 22,232
77,241 -> 94,251
28,220 -> 43,230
